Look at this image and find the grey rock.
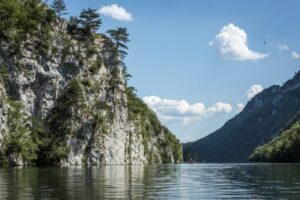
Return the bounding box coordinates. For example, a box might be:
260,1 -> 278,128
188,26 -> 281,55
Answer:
0,20 -> 181,166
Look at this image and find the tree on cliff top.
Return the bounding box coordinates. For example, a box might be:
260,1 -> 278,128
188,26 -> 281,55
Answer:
50,0 -> 67,17
107,27 -> 131,83
107,28 -> 129,61
79,8 -> 101,37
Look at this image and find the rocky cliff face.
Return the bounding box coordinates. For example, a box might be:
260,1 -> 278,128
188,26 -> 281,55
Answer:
0,15 -> 182,166
0,81 -> 7,148
183,71 -> 300,162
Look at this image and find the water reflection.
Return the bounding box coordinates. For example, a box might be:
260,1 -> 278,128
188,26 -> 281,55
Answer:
0,164 -> 300,199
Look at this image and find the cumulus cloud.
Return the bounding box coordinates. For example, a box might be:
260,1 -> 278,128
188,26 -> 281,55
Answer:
278,44 -> 289,51
206,102 -> 232,115
292,51 -> 300,59
236,103 -> 245,112
143,96 -> 232,124
99,4 -> 133,21
247,84 -> 264,99
209,23 -> 268,61
181,132 -> 194,143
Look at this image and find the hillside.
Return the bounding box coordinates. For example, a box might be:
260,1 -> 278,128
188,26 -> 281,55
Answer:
249,113 -> 300,162
183,71 -> 300,162
0,0 -> 182,166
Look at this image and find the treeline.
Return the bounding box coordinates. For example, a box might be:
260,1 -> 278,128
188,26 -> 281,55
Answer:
249,113 -> 300,162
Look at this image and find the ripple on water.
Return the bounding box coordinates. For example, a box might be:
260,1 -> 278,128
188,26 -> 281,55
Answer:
0,164 -> 300,199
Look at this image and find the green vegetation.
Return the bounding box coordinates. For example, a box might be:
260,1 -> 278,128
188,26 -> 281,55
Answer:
183,77 -> 300,162
0,100 -> 42,166
249,113 -> 300,162
0,0 -> 182,166
50,0 -> 67,17
38,79 -> 85,164
107,28 -> 129,61
126,88 -> 183,163
107,28 -> 131,84
0,0 -> 55,54
163,127 -> 183,163
67,16 -> 80,35
78,8 -> 101,38
0,64 -> 9,83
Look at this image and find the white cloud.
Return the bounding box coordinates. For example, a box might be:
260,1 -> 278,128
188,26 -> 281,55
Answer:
292,51 -> 300,59
99,4 -> 133,21
209,23 -> 268,61
278,44 -> 289,51
206,102 -> 232,115
278,43 -> 300,60
247,84 -> 264,99
236,103 -> 245,112
143,96 -> 232,124
181,132 -> 194,143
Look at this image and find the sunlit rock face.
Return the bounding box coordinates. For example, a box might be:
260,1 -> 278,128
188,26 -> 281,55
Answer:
0,19 -> 182,166
0,81 -> 7,148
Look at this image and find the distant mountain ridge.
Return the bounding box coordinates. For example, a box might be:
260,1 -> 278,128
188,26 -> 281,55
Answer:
183,71 -> 300,162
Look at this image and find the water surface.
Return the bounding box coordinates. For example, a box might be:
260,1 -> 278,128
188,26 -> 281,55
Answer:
1,164 -> 300,199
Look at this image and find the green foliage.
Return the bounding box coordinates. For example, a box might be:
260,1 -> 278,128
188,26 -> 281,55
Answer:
0,0 -> 50,37
108,68 -> 122,89
249,113 -> 300,162
38,79 -> 85,164
89,59 -> 102,74
0,0 -> 181,166
78,8 -> 101,38
106,28 -> 129,60
0,64 -> 9,83
126,87 -> 182,163
0,0 -> 56,54
81,79 -> 92,87
183,81 -> 300,162
86,45 -> 98,58
122,66 -> 132,84
1,100 -> 41,166
67,16 -> 80,35
0,0 -> 21,41
107,28 -> 130,84
48,79 -> 85,130
50,0 -> 67,17
163,127 -> 183,163
126,87 -> 152,121
52,146 -> 70,159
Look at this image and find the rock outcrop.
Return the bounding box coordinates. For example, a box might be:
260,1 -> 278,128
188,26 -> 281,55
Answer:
0,2 -> 182,166
0,80 -> 7,147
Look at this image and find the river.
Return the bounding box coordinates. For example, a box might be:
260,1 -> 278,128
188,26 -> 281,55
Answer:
0,163 -> 300,199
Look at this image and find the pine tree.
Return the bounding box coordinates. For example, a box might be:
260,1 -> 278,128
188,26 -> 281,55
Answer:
107,28 -> 129,61
107,28 -> 131,83
67,16 -> 79,35
78,8 -> 101,37
50,0 -> 67,17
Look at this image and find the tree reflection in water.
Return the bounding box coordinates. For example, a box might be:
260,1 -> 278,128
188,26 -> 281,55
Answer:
0,164 -> 300,199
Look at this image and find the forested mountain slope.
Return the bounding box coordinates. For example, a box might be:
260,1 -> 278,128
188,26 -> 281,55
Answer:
249,113 -> 300,162
183,71 -> 300,162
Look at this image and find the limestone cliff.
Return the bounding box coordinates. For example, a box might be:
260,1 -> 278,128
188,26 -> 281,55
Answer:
0,1 -> 182,166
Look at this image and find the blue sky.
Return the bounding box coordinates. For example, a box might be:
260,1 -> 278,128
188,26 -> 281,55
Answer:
59,0 -> 300,142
